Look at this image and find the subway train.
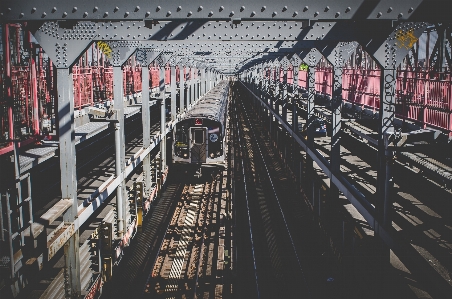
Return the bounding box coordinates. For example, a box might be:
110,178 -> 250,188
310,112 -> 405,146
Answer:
172,80 -> 229,165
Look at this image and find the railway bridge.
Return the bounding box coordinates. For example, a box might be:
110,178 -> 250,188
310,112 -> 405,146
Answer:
0,1 -> 451,298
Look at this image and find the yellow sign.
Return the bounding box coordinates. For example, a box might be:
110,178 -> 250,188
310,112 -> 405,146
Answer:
97,41 -> 113,59
299,63 -> 309,71
395,29 -> 418,50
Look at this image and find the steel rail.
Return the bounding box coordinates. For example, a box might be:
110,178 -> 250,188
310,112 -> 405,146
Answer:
238,94 -> 312,299
234,102 -> 261,299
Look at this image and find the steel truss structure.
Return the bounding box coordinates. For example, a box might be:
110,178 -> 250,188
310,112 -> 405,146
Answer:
1,0 -> 451,298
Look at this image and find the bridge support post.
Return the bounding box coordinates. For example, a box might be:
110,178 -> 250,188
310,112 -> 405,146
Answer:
282,68 -> 288,123
306,65 -> 316,203
292,65 -> 299,134
195,68 -> 199,102
171,66 -> 176,122
201,67 -> 206,97
191,67 -> 195,107
329,66 -> 343,203
159,65 -> 167,174
113,65 -> 127,239
179,65 -> 185,113
57,67 -> 81,298
275,66 -> 281,115
138,50 -> 159,199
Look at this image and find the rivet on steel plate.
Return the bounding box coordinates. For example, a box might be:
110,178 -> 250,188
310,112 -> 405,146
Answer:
32,7 -> 37,13
73,7 -> 78,13
377,12 -> 382,18
303,6 -> 309,12
63,12 -> 68,17
293,11 -> 298,17
261,6 -> 266,12
345,7 -> 351,13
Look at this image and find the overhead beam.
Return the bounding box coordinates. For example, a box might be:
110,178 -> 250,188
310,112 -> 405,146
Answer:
1,1 -> 430,22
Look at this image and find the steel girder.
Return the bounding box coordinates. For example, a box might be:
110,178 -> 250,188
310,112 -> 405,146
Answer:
2,1 -> 437,22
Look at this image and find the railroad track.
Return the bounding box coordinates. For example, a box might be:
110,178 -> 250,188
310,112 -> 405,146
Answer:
231,83 -> 340,298
141,167 -> 225,298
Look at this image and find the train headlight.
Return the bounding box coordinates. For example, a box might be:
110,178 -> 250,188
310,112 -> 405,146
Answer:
210,153 -> 215,158
183,153 -> 188,158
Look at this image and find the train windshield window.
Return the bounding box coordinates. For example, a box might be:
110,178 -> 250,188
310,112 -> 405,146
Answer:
194,129 -> 204,144
175,127 -> 188,145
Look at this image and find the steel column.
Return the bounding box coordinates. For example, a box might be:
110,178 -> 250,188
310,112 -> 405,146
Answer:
292,65 -> 299,133
113,65 -> 126,239
191,68 -> 195,106
195,68 -> 199,101
57,68 -> 81,298
200,68 -> 205,97
142,63 -> 151,198
171,66 -> 176,122
282,68 -> 288,122
179,65 -> 185,112
377,68 -> 396,239
160,98 -> 166,176
159,65 -> 166,171
330,66 -> 343,201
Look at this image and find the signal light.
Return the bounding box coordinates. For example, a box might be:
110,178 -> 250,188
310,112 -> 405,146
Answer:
195,118 -> 203,125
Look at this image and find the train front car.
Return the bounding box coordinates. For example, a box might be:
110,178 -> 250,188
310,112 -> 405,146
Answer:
173,81 -> 229,165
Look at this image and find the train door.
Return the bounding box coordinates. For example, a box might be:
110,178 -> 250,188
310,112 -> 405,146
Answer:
190,127 -> 207,163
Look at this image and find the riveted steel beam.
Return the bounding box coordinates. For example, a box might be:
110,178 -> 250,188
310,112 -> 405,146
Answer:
1,1 -> 434,22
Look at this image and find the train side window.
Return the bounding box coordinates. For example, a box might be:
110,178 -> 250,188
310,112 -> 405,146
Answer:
194,129 -> 204,144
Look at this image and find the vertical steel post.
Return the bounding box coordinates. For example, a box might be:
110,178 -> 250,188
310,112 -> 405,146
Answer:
113,65 -> 126,238
171,66 -> 176,122
293,65 -> 299,133
191,68 -> 195,106
282,68 -> 288,122
160,98 -> 166,177
195,68 -> 199,101
377,68 -> 396,249
307,66 -> 316,202
142,62 -> 151,198
200,68 -> 205,97
57,68 -> 81,298
179,65 -> 185,112
330,67 -> 343,202
160,65 -> 166,174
